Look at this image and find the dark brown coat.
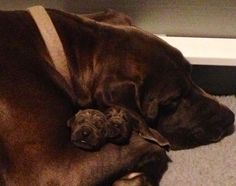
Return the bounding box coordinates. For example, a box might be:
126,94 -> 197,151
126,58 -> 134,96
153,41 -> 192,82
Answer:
0,8 -> 234,186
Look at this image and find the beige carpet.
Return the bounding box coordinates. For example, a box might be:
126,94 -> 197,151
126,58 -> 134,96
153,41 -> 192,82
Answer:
160,96 -> 236,186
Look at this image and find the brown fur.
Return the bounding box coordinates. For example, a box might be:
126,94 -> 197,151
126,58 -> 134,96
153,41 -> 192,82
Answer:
80,9 -> 133,26
0,9 -> 169,186
0,8 -> 234,186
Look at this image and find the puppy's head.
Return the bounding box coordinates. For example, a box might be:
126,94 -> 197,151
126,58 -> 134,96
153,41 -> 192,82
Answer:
67,110 -> 107,150
105,107 -> 133,145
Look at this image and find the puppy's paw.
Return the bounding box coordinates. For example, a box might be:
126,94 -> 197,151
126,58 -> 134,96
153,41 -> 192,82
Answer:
67,109 -> 108,150
105,107 -> 132,145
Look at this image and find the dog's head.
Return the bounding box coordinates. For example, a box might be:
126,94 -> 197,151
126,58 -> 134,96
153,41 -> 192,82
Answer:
142,66 -> 235,150
139,37 -> 235,150
136,38 -> 235,150
67,110 -> 107,150
93,29 -> 235,150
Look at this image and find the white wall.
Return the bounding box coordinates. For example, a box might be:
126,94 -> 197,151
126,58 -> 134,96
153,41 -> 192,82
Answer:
1,0 -> 236,38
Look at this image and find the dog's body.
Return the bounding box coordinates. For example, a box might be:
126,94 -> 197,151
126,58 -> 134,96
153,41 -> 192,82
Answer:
0,8 -> 234,186
0,9 -> 170,186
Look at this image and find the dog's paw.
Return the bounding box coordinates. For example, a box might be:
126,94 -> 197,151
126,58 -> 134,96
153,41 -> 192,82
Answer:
113,172 -> 152,186
105,107 -> 132,145
67,109 -> 108,150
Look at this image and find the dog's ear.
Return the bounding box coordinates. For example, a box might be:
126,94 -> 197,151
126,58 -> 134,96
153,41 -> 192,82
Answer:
133,117 -> 170,150
109,80 -> 142,111
137,126 -> 170,150
67,116 -> 75,127
143,98 -> 159,120
81,9 -> 133,26
95,80 -> 142,112
144,128 -> 170,150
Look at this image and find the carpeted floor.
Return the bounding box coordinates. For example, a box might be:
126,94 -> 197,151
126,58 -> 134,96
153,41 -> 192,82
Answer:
160,96 -> 236,186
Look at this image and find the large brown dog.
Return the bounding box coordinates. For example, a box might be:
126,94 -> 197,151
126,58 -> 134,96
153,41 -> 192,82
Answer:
0,7 -> 234,186
0,9 -> 169,186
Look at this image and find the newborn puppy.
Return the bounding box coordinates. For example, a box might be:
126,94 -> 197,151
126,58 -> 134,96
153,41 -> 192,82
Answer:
67,109 -> 107,150
105,107 -> 133,145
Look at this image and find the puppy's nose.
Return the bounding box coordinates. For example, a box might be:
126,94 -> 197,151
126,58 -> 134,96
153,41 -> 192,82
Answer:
80,128 -> 92,138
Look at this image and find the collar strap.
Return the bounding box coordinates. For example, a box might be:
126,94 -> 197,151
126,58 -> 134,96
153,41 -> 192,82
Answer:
27,6 -> 72,87
28,6 -> 78,105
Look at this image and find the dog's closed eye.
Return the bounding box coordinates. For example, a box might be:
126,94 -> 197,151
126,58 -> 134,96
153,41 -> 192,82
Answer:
160,98 -> 181,115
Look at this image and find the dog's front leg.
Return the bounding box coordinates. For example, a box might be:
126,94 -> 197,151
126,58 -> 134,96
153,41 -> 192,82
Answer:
112,147 -> 170,186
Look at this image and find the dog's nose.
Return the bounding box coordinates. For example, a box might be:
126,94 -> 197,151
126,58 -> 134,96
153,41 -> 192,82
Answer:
227,110 -> 235,125
221,106 -> 235,127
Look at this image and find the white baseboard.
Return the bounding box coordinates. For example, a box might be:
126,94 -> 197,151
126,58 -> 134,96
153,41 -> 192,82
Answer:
156,35 -> 236,66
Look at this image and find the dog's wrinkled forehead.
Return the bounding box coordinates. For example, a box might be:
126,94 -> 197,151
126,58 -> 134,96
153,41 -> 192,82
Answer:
145,68 -> 191,103
138,35 -> 192,96
136,36 -> 194,121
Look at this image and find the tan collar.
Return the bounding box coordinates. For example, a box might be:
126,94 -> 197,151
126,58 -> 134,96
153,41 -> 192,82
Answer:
28,6 -> 77,104
28,6 -> 71,86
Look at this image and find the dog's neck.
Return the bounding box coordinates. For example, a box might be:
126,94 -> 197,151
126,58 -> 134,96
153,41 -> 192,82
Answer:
49,10 -> 102,108
28,6 -> 71,87
28,6 -> 100,107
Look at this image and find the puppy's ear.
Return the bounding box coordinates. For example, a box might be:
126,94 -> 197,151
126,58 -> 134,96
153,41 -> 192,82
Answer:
67,116 -> 75,127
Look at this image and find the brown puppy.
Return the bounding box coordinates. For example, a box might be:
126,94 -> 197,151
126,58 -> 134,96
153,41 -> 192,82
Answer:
105,106 -> 133,145
67,109 -> 108,150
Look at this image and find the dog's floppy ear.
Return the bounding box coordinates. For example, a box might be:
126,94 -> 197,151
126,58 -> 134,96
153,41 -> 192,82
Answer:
80,9 -> 133,26
132,117 -> 169,150
67,116 -> 75,127
141,128 -> 170,150
144,98 -> 159,120
135,125 -> 170,150
96,79 -> 142,112
126,111 -> 170,149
